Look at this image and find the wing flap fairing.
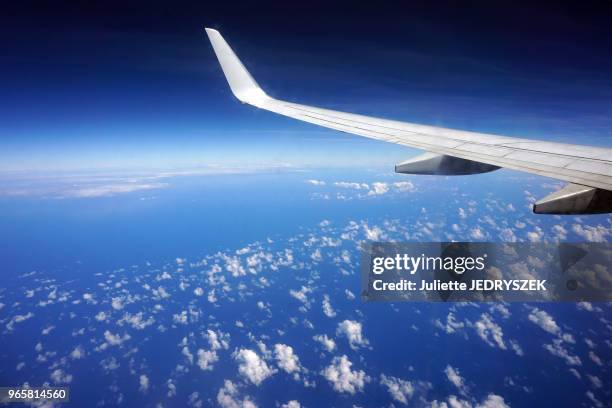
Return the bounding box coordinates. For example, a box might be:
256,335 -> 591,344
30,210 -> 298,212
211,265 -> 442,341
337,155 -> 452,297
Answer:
534,184 -> 612,214
395,152 -> 500,175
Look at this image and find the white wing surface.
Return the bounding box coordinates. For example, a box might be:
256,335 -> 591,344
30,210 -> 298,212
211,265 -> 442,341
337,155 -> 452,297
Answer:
205,28 -> 612,214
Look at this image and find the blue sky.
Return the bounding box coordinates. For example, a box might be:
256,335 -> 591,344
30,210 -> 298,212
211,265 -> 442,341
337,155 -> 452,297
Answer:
1,1 -> 612,172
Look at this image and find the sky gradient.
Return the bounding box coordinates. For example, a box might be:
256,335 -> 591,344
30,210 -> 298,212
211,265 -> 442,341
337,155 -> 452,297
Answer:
2,1 -> 612,171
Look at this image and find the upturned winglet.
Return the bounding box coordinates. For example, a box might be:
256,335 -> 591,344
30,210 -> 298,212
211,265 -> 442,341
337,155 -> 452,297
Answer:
205,28 -> 269,105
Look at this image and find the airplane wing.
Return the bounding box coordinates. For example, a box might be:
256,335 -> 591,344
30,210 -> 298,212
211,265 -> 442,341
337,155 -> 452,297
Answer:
205,28 -> 612,214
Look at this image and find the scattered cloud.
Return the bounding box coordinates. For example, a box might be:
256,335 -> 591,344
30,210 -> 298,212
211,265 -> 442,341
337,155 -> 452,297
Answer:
543,339 -> 581,366
444,365 -> 466,394
473,314 -> 506,349
322,355 -> 368,394
233,348 -> 275,386
274,344 -> 302,377
313,334 -> 336,352
217,380 -> 257,408
139,374 -> 149,393
336,320 -> 369,350
197,349 -> 218,371
103,330 -> 131,347
380,374 -> 414,404
528,308 -> 560,335
307,179 -> 326,186
322,295 -> 336,318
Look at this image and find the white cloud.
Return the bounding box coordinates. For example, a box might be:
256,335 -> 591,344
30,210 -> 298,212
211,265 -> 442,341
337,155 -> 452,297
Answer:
490,304 -> 510,319
528,308 -> 560,335
444,365 -> 466,393
274,344 -> 301,376
393,181 -> 416,192
206,329 -> 230,350
289,286 -> 312,304
498,228 -> 517,242
586,391 -> 604,408
571,224 -> 611,242
167,379 -> 176,397
103,330 -> 130,347
194,287 -> 204,296
217,380 -> 257,408
589,351 -> 603,366
552,224 -> 567,240
118,312 -> 154,330
337,320 -> 369,349
322,295 -> 336,318
380,374 -> 414,404
313,334 -> 336,352
322,236 -> 340,248
233,348 -> 275,385
100,356 -> 120,371
157,271 -> 172,281
62,183 -> 167,198
587,374 -> 602,388
526,227 -> 543,242
6,312 -> 34,331
470,227 -> 486,240
475,394 -> 510,408
111,297 -> 124,310
473,314 -> 506,349
50,369 -> 73,384
307,179 -> 326,186
152,286 -> 170,299
364,224 -> 384,240
95,311 -> 108,321
322,355 -> 368,394
334,182 -> 368,190
281,401 -> 301,408
257,301 -> 269,312
139,374 -> 149,393
222,254 -> 246,277
543,339 -> 581,366
188,392 -> 202,408
509,340 -> 524,357
435,313 -> 465,334
447,395 -> 472,408
197,349 -> 218,371
173,310 -> 188,325
70,345 -> 85,360
368,182 -> 389,195
182,346 -> 194,365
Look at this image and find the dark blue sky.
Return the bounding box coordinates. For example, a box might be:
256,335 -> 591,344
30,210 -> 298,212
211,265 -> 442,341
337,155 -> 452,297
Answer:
2,1 -> 612,171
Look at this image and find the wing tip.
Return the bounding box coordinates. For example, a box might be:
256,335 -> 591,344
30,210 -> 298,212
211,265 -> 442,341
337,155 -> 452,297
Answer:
204,27 -> 269,105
